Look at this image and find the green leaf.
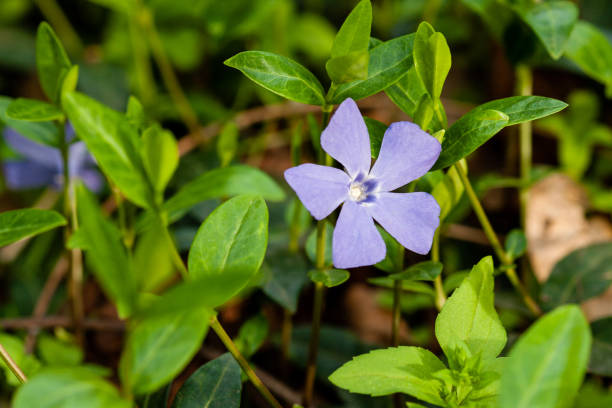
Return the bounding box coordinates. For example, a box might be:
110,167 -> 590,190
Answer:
0,96 -> 60,146
120,308 -> 213,395
163,165 -> 285,223
171,353 -> 242,408
62,91 -> 154,208
13,368 -> 131,408
330,0 -> 372,58
74,184 -> 136,317
414,23 -> 451,99
435,256 -> 507,360
514,1 -> 578,60
541,242 -> 612,310
35,22 -> 72,104
326,50 -> 369,83
308,268 -> 350,288
139,384 -> 170,408
37,334 -> 83,367
328,34 -> 415,104
0,333 -> 41,386
0,209 -> 66,247
565,21 -> 612,94
305,221 -> 333,267
433,109 -> 509,170
385,66 -> 427,117
141,125 -> 178,194
431,161 -> 465,220
588,317 -> 612,376
374,226 -> 402,273
133,220 -> 174,293
234,314 -> 268,359
504,229 -> 527,261
499,305 -> 591,408
363,116 -> 386,158
6,98 -> 64,122
217,121 -> 239,167
224,51 -> 325,105
260,249 -> 308,313
470,96 -> 568,127
329,346 -> 446,405
187,195 -> 268,307
389,261 -> 442,281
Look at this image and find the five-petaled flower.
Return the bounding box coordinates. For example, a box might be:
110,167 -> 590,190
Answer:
284,98 -> 441,268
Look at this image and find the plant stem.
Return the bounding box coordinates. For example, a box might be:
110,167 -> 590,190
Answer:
0,342 -> 27,384
432,229 -> 446,311
516,65 -> 533,227
210,316 -> 283,408
140,7 -> 199,132
58,123 -> 84,346
391,246 -> 404,347
33,0 -> 83,56
454,163 -> 541,316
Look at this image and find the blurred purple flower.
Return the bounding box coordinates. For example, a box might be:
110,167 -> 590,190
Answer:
284,98 -> 441,268
2,124 -> 103,192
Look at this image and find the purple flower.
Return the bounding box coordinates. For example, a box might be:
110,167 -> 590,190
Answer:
284,98 -> 441,268
2,124 -> 103,192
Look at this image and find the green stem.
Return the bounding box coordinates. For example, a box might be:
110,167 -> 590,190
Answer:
163,225 -> 188,279
454,163 -> 542,316
210,316 -> 283,408
0,342 -> 27,384
391,247 -> 404,347
140,7 -> 199,132
516,65 -> 533,227
33,0 -> 83,56
432,229 -> 446,311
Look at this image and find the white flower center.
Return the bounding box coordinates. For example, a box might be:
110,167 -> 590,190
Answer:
349,182 -> 367,202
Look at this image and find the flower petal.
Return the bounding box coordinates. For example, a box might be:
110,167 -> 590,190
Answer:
284,163 -> 349,220
333,200 -> 386,268
367,192 -> 440,255
3,127 -> 62,170
3,161 -> 57,190
321,98 -> 371,178
369,122 -> 441,192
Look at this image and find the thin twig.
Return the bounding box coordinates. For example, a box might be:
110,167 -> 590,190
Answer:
0,342 -> 27,383
1,316 -> 124,331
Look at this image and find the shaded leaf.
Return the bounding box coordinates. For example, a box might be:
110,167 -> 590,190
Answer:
261,249 -> 308,313
588,317 -> 612,376
0,96 -> 60,146
0,209 -> 66,247
388,261 -> 442,281
308,268 -> 350,287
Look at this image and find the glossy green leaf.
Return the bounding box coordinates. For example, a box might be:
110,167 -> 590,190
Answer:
0,96 -> 60,146
63,91 -> 154,208
171,353 -> 241,408
261,249 -> 308,313
385,66 -> 427,117
364,116 -> 386,158
470,96 -> 568,127
35,22 -> 71,104
541,242 -> 612,309
308,268 -> 350,288
224,51 -> 325,105
6,98 -> 64,122
0,209 -> 66,247
330,0 -> 371,58
120,308 -> 212,395
433,109 -> 508,170
389,261 -> 442,281
515,1 -> 578,59
499,305 -> 591,408
187,195 -> 268,307
414,23 -> 451,99
435,256 -> 507,360
565,21 -> 612,94
13,368 -> 130,408
328,34 -> 415,104
163,165 -> 285,223
326,50 -> 369,83
329,346 -> 446,405
588,317 -> 612,376
217,121 -> 239,167
505,229 -> 527,261
74,184 -> 136,317
142,125 -> 178,194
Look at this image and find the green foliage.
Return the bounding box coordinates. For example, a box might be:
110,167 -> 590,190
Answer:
0,96 -> 60,146
37,334 -> 83,367
541,242 -> 612,310
13,368 -> 130,408
499,305 -> 591,408
414,22 -> 451,100
119,308 -> 213,395
0,333 -> 41,386
0,209 -> 66,247
63,91 -> 154,208
163,165 -> 285,223
431,161 -> 466,221
261,249 -> 308,313
72,184 -> 136,317
435,256 -> 507,361
588,317 -> 612,377
363,116 -> 385,158
217,121 -> 239,167
388,261 -> 443,281
308,268 -> 350,287
141,124 -> 179,196
234,314 -> 269,359
224,51 -> 326,105
171,354 -> 242,408
35,22 -> 72,104
305,221 -> 333,267
6,98 -> 64,122
504,229 -> 527,261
